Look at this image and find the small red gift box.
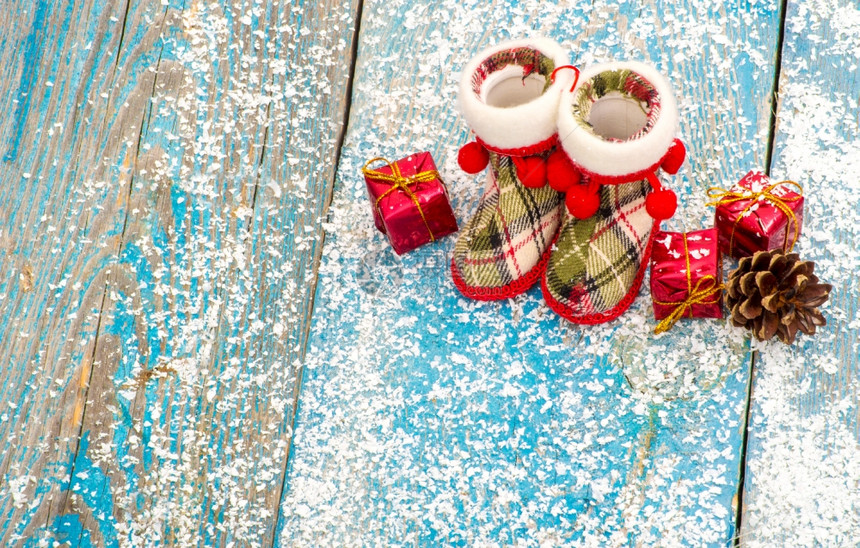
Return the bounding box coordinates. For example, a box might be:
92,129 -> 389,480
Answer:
650,228 -> 723,332
709,171 -> 804,259
362,152 -> 458,255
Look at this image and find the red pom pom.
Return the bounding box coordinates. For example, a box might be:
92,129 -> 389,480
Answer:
645,189 -> 677,220
565,184 -> 601,219
546,150 -> 580,192
513,156 -> 547,188
458,141 -> 490,174
661,139 -> 686,175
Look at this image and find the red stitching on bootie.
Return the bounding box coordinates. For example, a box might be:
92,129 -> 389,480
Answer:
451,233 -> 558,301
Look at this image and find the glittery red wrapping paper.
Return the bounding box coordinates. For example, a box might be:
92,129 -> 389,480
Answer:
650,228 -> 723,320
714,170 -> 804,259
364,152 -> 458,255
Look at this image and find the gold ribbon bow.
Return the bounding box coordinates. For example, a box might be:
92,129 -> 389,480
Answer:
705,180 -> 803,255
362,157 -> 442,241
653,233 -> 724,334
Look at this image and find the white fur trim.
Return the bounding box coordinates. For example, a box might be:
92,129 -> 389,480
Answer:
557,61 -> 679,177
458,38 -> 570,151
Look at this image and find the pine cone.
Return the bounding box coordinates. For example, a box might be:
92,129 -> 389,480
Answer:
725,250 -> 832,344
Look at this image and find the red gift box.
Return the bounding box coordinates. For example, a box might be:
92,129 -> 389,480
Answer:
650,228 -> 723,332
708,171 -> 804,259
362,153 -> 458,255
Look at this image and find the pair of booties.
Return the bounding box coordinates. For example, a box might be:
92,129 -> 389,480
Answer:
451,38 -> 686,324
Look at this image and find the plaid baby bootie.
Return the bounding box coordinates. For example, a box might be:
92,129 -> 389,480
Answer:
542,61 -> 686,323
451,38 -> 575,300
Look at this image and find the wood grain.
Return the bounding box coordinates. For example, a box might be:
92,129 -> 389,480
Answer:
0,1 -> 152,542
740,0 -> 860,545
280,0 -> 782,545
0,0 -> 358,545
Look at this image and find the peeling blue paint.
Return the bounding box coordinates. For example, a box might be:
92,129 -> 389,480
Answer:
65,432 -> 119,548
52,514 -> 95,548
4,0 -> 49,163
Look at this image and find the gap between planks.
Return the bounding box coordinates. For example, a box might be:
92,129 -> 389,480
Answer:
734,0 -> 789,542
270,0 -> 367,542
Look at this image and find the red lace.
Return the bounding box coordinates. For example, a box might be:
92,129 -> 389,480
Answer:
475,134 -> 558,158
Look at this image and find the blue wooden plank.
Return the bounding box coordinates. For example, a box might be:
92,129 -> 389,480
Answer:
0,0 -> 359,545
740,0 -> 860,544
0,0 -> 146,543
3,0 -> 49,164
281,0 -> 782,545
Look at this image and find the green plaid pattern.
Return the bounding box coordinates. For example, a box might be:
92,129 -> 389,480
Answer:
543,180 -> 654,317
452,152 -> 564,291
470,48 -> 556,97
572,69 -> 661,141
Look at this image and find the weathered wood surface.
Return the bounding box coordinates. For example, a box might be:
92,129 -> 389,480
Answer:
740,0 -> 860,545
279,0 -> 781,545
0,0 -> 357,545
3,0 -> 857,545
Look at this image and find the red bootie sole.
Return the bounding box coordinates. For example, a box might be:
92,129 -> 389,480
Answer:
451,234 -> 558,301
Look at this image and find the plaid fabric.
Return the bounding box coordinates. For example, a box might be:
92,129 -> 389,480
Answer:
471,48 -> 556,97
571,69 -> 662,141
543,179 -> 654,318
452,152 -> 564,292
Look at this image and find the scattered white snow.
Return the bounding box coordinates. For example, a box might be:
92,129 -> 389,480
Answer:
740,1 -> 860,545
